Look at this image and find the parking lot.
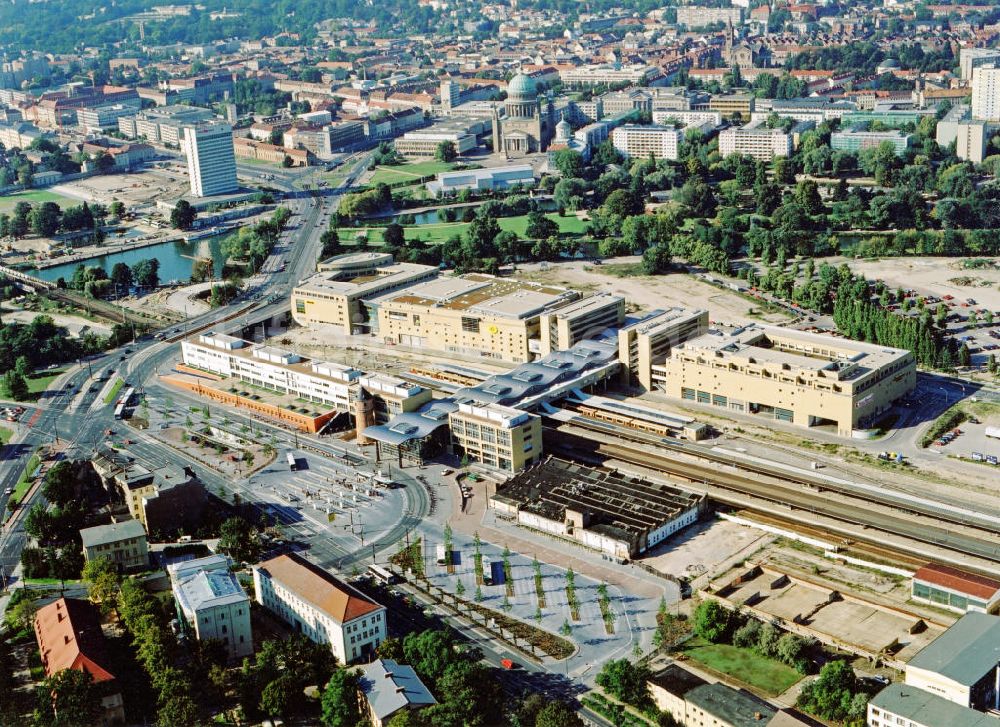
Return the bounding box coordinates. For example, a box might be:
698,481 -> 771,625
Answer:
931,413 -> 1000,469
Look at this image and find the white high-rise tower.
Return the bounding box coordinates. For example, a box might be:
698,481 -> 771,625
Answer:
182,121 -> 237,197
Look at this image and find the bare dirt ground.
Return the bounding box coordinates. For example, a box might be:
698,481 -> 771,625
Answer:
841,256 -> 1000,311
54,166 -> 190,211
514,257 -> 791,327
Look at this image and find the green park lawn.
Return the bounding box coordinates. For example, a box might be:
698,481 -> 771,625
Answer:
0,426 -> 11,446
0,189 -> 78,214
339,212 -> 588,245
368,161 -> 458,185
11,450 -> 41,504
26,369 -> 65,395
679,637 -> 802,696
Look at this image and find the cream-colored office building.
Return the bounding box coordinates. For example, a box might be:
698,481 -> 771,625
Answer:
653,324 -> 916,436
291,253 -> 438,335
539,293 -> 625,356
448,402 -> 542,473
370,274 -> 578,363
618,308 -> 708,391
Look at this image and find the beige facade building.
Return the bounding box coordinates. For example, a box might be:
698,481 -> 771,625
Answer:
448,402 -> 542,473
539,293 -> 625,355
371,274 -> 577,363
618,308 -> 709,390
709,94 -> 756,119
654,324 -> 916,436
80,520 -> 149,572
291,254 -> 438,335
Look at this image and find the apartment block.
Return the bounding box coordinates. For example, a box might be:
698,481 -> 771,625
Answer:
654,324 -> 916,436
118,105 -> 214,146
80,519 -> 149,572
719,119 -> 803,160
77,101 -> 142,133
612,124 -> 683,160
961,48 -> 1000,81
253,552 -> 387,664
182,121 -> 238,197
169,555 -> 253,661
291,253 -> 439,335
973,65 -> 1000,122
448,401 -> 542,472
559,64 -> 657,88
617,308 -> 709,391
651,110 -> 722,127
111,463 -> 206,535
676,6 -> 743,26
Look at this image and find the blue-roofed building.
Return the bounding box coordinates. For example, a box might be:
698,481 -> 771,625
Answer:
168,555 -> 253,660
360,659 -> 436,727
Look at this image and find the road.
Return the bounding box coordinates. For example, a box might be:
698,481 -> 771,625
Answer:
0,152 -> 374,589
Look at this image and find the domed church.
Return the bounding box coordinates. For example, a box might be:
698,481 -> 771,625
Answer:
491,72 -> 557,156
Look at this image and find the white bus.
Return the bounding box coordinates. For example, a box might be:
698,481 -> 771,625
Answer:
368,564 -> 398,585
287,453 -> 297,471
482,558 -> 493,585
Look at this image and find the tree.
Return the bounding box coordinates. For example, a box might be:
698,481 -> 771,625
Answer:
5,596 -> 37,633
82,558 -> 122,613
30,201 -> 61,237
157,694 -> 200,727
3,370 -> 30,401
641,244 -> 671,274
131,258 -> 160,288
553,149 -> 585,178
595,658 -> 651,708
320,668 -> 363,727
42,461 -> 76,507
320,228 -> 341,259
435,140 -> 457,162
43,668 -> 102,726
189,257 -> 214,284
693,600 -> 731,643
383,223 -> 405,248
797,660 -> 859,721
402,629 -> 455,690
535,702 -> 584,727
94,153 -> 115,175
525,211 -> 558,240
217,516 -> 261,565
109,201 -> 126,219
110,262 -> 132,291
260,673 -> 298,719
170,200 -> 196,230
282,154 -> 294,168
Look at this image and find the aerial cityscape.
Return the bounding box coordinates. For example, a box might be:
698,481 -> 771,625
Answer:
0,0 -> 1000,726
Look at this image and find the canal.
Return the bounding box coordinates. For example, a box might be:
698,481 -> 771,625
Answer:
32,235 -> 230,285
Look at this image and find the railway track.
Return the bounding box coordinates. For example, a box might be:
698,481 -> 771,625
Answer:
546,426 -> 1000,565
549,416 -> 1000,537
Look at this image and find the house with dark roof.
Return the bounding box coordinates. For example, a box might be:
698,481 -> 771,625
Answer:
34,598 -> 125,726
252,552 -> 386,663
359,658 -> 436,726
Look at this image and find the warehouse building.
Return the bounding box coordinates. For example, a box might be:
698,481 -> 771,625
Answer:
911,563 -> 1000,615
869,613 -> 1000,727
653,324 -> 915,436
490,456 -> 705,559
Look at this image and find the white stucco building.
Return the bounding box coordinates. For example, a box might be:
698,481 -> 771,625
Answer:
168,555 -> 254,660
253,552 -> 386,664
